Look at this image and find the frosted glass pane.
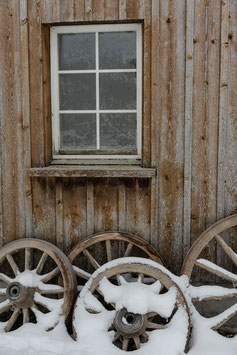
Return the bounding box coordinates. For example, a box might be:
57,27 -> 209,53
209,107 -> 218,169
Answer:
59,74 -> 96,110
58,33 -> 95,70
100,113 -> 137,150
99,31 -> 136,69
60,114 -> 96,150
99,73 -> 136,110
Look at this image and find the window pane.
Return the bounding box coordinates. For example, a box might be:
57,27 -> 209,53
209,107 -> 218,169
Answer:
59,74 -> 96,110
100,113 -> 137,150
99,31 -> 136,69
99,73 -> 136,110
58,33 -> 95,70
60,114 -> 96,150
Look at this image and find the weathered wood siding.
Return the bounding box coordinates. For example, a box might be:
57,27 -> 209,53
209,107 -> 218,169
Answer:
0,0 -> 236,274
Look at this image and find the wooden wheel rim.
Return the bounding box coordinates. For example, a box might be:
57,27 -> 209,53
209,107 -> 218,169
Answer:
181,214 -> 237,278
74,259 -> 191,351
0,238 -> 77,331
69,231 -> 163,284
181,214 -> 237,331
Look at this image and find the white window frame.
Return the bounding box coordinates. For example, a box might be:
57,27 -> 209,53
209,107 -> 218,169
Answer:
50,23 -> 142,161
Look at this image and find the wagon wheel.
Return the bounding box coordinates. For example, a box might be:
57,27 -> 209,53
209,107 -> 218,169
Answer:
181,214 -> 237,332
68,232 -> 163,292
0,238 -> 76,332
73,258 -> 190,352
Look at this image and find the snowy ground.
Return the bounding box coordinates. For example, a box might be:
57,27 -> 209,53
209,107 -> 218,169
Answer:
0,257 -> 236,355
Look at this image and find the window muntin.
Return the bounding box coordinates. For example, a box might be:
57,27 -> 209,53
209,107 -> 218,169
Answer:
51,24 -> 142,160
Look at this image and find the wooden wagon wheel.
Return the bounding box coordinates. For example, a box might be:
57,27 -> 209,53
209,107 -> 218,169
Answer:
0,238 -> 76,332
73,258 -> 190,352
181,214 -> 237,331
68,232 -> 163,291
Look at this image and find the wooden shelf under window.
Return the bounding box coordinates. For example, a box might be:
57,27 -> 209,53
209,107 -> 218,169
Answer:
28,166 -> 156,178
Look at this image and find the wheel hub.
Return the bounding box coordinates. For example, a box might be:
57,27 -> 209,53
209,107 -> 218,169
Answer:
6,282 -> 35,308
114,308 -> 147,337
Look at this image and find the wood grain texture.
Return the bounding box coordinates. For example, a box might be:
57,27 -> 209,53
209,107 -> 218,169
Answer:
157,0 -> 186,271
190,0 -> 220,246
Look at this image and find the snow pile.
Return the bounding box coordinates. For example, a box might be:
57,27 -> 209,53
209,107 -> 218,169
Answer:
0,257 -> 236,355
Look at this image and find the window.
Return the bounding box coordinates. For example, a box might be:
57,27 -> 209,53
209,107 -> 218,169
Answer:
50,24 -> 142,162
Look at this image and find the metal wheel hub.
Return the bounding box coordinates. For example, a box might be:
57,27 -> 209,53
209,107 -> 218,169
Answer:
114,308 -> 147,337
6,282 -> 35,308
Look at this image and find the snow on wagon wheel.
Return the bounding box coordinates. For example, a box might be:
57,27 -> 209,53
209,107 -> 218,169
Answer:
181,214 -> 237,333
68,232 -> 163,292
73,258 -> 190,353
0,238 -> 76,332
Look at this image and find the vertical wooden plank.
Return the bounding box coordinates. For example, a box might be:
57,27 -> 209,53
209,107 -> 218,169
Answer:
42,26 -> 52,166
126,0 -> 141,19
191,0 -> 220,246
64,179 -> 87,252
127,0 -> 152,167
183,0 -> 195,259
28,0 -> 44,167
94,179 -> 118,232
150,0 -> 159,249
60,0 -> 75,22
85,0 -> 93,21
125,179 -> 150,241
0,2 -> 8,246
86,180 -> 94,236
74,0 -> 85,21
20,0 -> 33,238
118,182 -> 126,231
56,179 -> 64,250
52,0 -> 60,23
104,0 -> 119,20
41,0 -> 53,23
1,0 -> 25,244
92,0 -> 105,21
43,178 -> 56,245
223,0 -> 237,265
217,0 -> 230,221
157,0 -> 185,273
119,0 -> 127,20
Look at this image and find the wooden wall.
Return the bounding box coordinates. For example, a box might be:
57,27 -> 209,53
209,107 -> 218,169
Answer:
0,0 -> 236,275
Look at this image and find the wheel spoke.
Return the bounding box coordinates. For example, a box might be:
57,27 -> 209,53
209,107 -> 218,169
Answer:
83,249 -> 100,270
0,288 -> 6,296
195,259 -> 237,283
36,252 -> 48,274
134,336 -> 141,349
6,254 -> 19,277
210,303 -> 237,330
73,265 -> 91,280
4,308 -> 21,332
116,274 -> 121,285
147,321 -> 165,329
23,308 -> 30,323
113,332 -> 120,342
41,267 -> 60,283
142,331 -> 149,340
39,284 -> 64,295
122,337 -> 129,351
105,240 -> 112,262
0,273 -> 12,284
147,312 -> 157,318
215,235 -> 237,266
0,300 -> 11,314
124,243 -> 133,257
34,292 -> 63,312
25,248 -> 33,270
138,273 -> 144,283
190,285 -> 237,302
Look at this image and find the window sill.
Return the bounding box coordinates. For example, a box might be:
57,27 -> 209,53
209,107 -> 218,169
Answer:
28,166 -> 156,178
